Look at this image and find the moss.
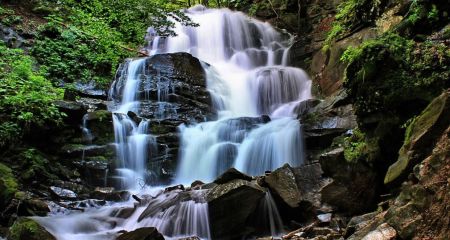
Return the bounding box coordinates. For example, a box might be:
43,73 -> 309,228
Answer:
19,149 -> 57,182
343,128 -> 368,163
9,218 -> 55,240
0,163 -> 19,208
324,0 -> 387,49
342,32 -> 449,120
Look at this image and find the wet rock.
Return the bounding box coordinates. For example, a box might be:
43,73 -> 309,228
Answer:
8,218 -> 56,240
177,237 -> 200,240
84,110 -> 115,144
346,212 -> 386,240
18,199 -> 50,217
54,100 -> 87,121
61,144 -> 115,158
90,188 -> 130,202
292,163 -> 330,209
64,82 -> 108,101
361,223 -> 396,240
207,179 -> 265,239
190,180 -> 204,189
319,146 -> 378,214
265,164 -> 301,208
116,227 -> 164,240
112,207 -> 136,219
214,168 -> 252,184
302,90 -> 357,150
385,90 -> 450,184
164,184 -> 185,192
317,213 -> 332,223
49,186 -> 77,200
294,99 -> 322,118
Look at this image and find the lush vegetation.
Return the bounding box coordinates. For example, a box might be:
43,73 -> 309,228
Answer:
323,0 -> 387,50
0,42 -> 65,148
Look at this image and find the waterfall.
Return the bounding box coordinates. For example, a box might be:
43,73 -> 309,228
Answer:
148,6 -> 311,184
34,5 -> 311,239
107,58 -> 158,190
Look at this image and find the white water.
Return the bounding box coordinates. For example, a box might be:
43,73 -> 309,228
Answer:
108,58 -> 158,190
148,6 -> 311,184
34,6 -> 313,240
35,189 -> 211,240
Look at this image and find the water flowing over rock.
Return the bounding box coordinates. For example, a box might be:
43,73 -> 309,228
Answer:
145,6 -> 311,183
32,5 -> 313,240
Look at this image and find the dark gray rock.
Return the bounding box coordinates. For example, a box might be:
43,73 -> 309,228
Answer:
207,179 -> 265,239
116,227 -> 164,240
214,168 -> 252,184
265,164 -> 301,208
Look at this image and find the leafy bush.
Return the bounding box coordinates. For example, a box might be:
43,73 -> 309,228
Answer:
342,32 -> 449,118
0,42 -> 64,148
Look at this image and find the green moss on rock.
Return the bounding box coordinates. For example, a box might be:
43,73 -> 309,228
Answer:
0,163 -> 18,208
9,218 -> 56,240
385,90 -> 450,184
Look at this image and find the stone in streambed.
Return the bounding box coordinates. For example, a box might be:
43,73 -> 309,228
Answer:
116,227 -> 164,240
49,186 -> 77,200
264,164 -> 301,208
213,168 -> 252,184
207,179 -> 265,239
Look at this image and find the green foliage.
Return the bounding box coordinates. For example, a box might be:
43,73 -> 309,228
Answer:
343,128 -> 368,162
324,0 -> 386,49
342,32 -> 449,118
27,0 -> 196,87
9,218 -> 55,240
0,42 -> 65,148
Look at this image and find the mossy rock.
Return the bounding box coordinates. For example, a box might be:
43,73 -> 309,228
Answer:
8,218 -> 56,240
0,163 -> 18,208
385,90 -> 450,184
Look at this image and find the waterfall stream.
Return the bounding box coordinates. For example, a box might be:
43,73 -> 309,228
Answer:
34,5 -> 312,240
151,6 -> 311,184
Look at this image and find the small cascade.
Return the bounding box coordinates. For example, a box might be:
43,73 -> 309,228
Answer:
34,189 -> 211,240
109,58 -> 158,190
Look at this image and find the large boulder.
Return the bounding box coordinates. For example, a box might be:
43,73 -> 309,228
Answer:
385,90 -> 450,184
301,90 -> 357,152
214,168 -> 252,184
206,179 -> 266,239
8,218 -> 56,240
116,227 -> 164,240
265,164 -> 301,208
319,147 -> 378,214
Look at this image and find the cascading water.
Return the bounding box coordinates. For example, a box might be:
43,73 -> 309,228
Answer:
148,6 -> 311,184
108,58 -> 156,190
34,5 -> 312,240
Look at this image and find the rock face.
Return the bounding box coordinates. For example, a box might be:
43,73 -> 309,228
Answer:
116,227 -> 164,240
206,179 -> 266,239
385,90 -> 450,184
